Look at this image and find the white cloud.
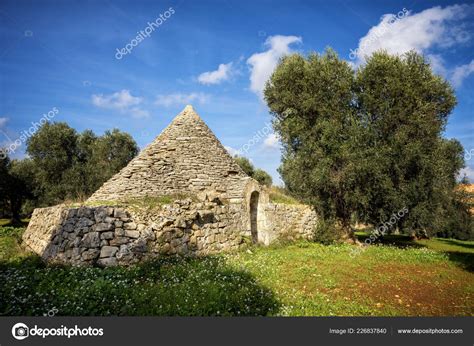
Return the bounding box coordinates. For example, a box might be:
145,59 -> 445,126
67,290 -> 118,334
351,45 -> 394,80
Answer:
224,145 -> 241,156
0,117 -> 8,128
352,5 -> 472,66
92,90 -> 150,118
263,133 -> 279,149
198,62 -> 233,85
247,35 -> 302,99
427,54 -> 447,76
451,59 -> 474,87
155,92 -> 210,107
92,89 -> 142,110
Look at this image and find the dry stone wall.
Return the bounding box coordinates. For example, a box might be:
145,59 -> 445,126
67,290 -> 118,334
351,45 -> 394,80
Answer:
22,199 -> 250,266
261,203 -> 318,244
23,199 -> 319,266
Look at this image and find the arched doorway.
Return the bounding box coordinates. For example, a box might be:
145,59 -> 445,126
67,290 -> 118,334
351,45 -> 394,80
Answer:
250,191 -> 259,243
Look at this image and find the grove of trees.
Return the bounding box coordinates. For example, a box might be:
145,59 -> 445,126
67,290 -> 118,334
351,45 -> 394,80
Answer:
0,123 -> 138,222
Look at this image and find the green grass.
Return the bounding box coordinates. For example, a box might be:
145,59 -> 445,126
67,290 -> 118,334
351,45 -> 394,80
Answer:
0,224 -> 473,316
269,187 -> 300,205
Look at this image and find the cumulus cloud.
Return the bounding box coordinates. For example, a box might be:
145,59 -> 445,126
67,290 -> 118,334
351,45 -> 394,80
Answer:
451,59 -> 474,87
198,62 -> 233,85
350,5 -> 474,87
0,117 -> 8,128
92,89 -> 142,110
263,133 -> 279,149
92,90 -> 150,118
352,5 -> 472,65
155,92 -> 210,107
247,35 -> 302,99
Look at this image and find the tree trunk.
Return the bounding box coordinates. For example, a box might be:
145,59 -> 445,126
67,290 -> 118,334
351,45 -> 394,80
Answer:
338,219 -> 358,244
9,196 -> 22,226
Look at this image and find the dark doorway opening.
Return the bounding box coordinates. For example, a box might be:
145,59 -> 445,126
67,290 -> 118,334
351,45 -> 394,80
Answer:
250,191 -> 259,244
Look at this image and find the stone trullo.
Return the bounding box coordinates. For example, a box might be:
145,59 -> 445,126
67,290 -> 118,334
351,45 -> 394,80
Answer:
22,106 -> 318,266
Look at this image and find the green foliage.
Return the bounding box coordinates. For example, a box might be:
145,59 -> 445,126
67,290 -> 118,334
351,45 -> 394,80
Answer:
0,155 -> 33,222
234,156 -> 255,176
234,156 -> 272,187
354,52 -> 460,235
264,49 -> 359,238
0,226 -> 25,239
253,169 -> 273,187
434,186 -> 473,240
0,255 -> 279,316
312,218 -> 345,245
25,123 -> 139,206
0,226 -> 26,261
264,49 -> 464,240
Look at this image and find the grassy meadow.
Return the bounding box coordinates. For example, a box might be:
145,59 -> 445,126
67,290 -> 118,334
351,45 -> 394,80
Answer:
0,221 -> 472,316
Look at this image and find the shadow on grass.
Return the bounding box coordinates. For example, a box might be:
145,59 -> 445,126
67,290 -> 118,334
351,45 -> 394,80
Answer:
355,233 -> 473,272
0,255 -> 280,316
436,238 -> 474,250
356,233 -> 424,248
0,219 -> 29,228
444,252 -> 474,272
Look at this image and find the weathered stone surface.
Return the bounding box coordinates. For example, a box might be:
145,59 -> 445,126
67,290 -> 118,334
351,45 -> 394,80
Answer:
109,237 -> 131,246
100,246 -> 119,258
123,222 -> 137,230
124,230 -> 140,238
100,231 -> 114,240
82,249 -> 100,261
114,209 -> 128,219
97,257 -> 118,267
81,232 -> 100,248
95,222 -> 113,232
88,106 -> 248,202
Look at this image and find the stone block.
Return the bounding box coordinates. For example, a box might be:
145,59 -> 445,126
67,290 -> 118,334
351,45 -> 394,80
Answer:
114,209 -> 128,219
81,249 -> 100,261
97,257 -> 118,267
95,222 -> 113,232
101,231 -> 114,240
81,232 -> 100,248
124,230 -> 140,238
123,222 -> 137,230
109,237 -> 130,246
100,246 -> 119,258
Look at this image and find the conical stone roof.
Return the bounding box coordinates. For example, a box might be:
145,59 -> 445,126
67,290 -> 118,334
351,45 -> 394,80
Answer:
88,105 -> 248,202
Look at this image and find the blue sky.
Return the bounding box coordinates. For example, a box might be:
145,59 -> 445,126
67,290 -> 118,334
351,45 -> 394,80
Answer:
1,0 -> 473,184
